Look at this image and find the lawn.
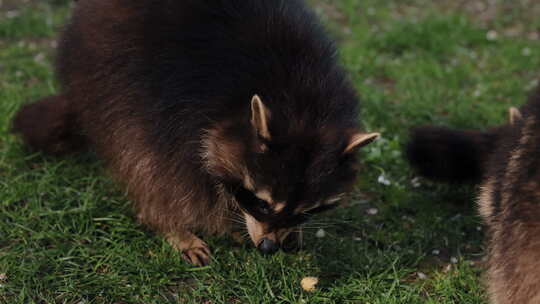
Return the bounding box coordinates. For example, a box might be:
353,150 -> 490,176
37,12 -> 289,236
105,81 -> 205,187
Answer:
2,0 -> 540,303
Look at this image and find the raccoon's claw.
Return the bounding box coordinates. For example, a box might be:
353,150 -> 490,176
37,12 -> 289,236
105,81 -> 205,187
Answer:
182,245 -> 211,266
166,232 -> 212,266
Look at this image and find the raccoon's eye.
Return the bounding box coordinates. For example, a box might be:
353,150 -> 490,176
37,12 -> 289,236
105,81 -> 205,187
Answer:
256,198 -> 272,215
233,186 -> 273,215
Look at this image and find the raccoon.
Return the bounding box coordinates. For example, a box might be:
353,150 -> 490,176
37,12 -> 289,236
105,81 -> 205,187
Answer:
12,0 -> 379,266
407,91 -> 540,303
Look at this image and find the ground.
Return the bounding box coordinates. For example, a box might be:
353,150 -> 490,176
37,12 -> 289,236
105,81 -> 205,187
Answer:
1,0 -> 540,303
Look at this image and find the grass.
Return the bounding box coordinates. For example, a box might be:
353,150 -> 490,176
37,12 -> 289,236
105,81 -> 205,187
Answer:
2,0 -> 540,303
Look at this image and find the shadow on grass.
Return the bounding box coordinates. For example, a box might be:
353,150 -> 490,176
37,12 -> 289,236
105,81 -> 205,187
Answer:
303,184 -> 483,291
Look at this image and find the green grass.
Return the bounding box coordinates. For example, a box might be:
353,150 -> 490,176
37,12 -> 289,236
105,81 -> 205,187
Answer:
2,0 -> 540,303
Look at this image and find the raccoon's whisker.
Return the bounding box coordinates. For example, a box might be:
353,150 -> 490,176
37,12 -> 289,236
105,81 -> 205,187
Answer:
312,224 -> 334,229
302,220 -> 336,225
298,224 -> 323,228
224,217 -> 246,225
303,220 -> 343,227
225,214 -> 245,221
300,223 -> 336,229
222,213 -> 246,222
219,216 -> 246,225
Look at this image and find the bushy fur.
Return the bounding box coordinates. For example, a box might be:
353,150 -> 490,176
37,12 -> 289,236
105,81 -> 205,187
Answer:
13,96 -> 85,155
406,126 -> 503,183
12,0 -> 375,264
406,89 -> 540,304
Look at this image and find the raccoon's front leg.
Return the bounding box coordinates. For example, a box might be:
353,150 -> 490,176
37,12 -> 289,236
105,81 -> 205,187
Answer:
166,231 -> 211,266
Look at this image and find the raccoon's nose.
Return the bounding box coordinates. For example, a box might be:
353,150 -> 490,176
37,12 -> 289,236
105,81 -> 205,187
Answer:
258,238 -> 279,255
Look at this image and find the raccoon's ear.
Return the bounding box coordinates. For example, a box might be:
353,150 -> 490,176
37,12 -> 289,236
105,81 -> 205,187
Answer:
508,107 -> 523,125
251,95 -> 271,140
344,132 -> 380,154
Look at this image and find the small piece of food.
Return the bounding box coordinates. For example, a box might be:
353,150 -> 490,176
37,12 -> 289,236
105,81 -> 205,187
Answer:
301,276 -> 319,292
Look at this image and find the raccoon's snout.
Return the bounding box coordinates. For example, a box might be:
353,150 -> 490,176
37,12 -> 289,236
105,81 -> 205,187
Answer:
258,237 -> 279,255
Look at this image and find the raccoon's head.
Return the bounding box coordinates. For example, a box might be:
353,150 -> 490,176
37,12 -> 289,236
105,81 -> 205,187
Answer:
202,95 -> 378,254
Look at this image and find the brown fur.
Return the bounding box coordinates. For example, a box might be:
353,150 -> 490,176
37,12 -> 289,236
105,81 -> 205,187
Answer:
12,95 -> 85,155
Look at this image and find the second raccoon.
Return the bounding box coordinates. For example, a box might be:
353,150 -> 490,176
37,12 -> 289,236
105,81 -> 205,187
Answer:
407,89 -> 540,304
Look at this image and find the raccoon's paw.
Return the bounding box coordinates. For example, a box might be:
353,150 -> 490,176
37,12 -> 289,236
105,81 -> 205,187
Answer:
182,244 -> 211,266
166,232 -> 212,266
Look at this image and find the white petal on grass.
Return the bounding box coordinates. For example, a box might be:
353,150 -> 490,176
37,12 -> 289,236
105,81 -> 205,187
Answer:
315,229 -> 326,238
34,53 -> 46,64
402,215 -> 415,223
377,175 -> 391,186
486,30 -> 498,41
6,10 -> 20,18
366,208 -> 379,216
417,272 -> 428,280
411,177 -> 421,188
527,79 -> 540,91
473,89 -> 482,98
450,214 -> 462,221
450,257 -> 459,264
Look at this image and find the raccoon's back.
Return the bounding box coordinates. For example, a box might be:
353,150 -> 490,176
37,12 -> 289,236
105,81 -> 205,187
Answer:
59,0 -> 351,115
